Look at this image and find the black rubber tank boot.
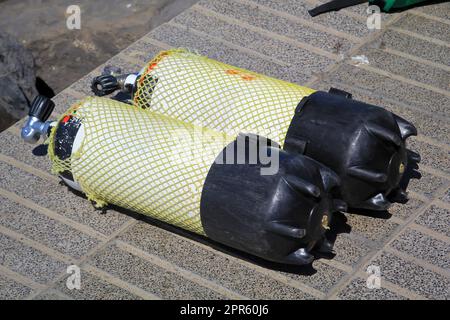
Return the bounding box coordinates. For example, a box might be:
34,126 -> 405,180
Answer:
200,134 -> 344,266
284,90 -> 419,211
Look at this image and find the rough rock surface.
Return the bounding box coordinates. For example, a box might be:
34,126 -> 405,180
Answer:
0,0 -> 198,131
0,32 -> 37,131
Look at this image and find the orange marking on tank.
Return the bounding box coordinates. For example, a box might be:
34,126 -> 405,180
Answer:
226,69 -> 240,75
241,75 -> 256,81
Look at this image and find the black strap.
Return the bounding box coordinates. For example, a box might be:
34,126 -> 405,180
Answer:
329,87 -> 353,99
308,0 -> 367,17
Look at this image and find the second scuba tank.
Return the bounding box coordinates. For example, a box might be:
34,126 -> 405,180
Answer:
92,50 -> 419,211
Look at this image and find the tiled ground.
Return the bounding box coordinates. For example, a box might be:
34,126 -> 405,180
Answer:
0,0 -> 449,300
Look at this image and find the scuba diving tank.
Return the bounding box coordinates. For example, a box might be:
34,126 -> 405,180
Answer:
21,95 -> 345,266
91,50 -> 419,212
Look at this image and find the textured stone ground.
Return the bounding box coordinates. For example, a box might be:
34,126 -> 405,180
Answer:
0,0 -> 449,300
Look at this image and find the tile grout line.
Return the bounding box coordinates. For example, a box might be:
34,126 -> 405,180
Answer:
113,54 -> 147,69
408,223 -> 450,244
414,135 -> 450,152
383,47 -> 450,73
24,218 -> 139,300
407,191 -> 429,203
167,21 -> 292,67
432,199 -> 450,211
389,27 -> 450,49
350,63 -> 450,97
0,224 -> 74,264
238,0 -> 362,43
140,36 -> 172,49
0,154 -> 59,184
115,240 -> 249,300
384,246 -> 449,278
0,265 -> 47,291
35,289 -> 75,300
418,165 -> 450,181
133,226 -> 327,299
409,10 -> 450,25
193,5 -> 341,60
0,187 -> 107,242
353,272 -> 429,300
317,257 -> 353,274
82,264 -> 161,300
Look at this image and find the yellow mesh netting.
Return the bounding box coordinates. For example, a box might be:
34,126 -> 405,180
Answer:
134,49 -> 316,145
49,97 -> 234,235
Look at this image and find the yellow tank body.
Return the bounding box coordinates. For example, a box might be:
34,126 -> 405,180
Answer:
134,50 -> 316,145
48,97 -> 234,235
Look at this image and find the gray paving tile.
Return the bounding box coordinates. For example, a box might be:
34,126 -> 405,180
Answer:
406,171 -> 448,199
0,161 -> 131,236
0,274 -> 34,300
0,131 -> 53,174
331,234 -> 372,267
377,29 -> 450,66
389,198 -> 426,221
106,54 -> 143,74
338,277 -> 407,300
406,138 -> 450,175
413,2 -> 450,19
360,48 -> 450,91
198,0 -> 354,54
0,195 -> 99,260
121,39 -> 166,65
415,205 -> 450,237
88,244 -> 227,300
10,116 -> 28,132
391,228 -> 450,269
68,72 -> 103,97
344,213 -> 400,244
0,233 -> 66,285
55,270 -> 142,300
33,289 -> 72,300
52,92 -> 82,116
148,23 -> 311,84
371,251 -> 449,299
286,260 -> 346,293
248,0 -> 370,38
393,13 -> 450,43
383,106 -> 450,147
323,63 -> 450,118
118,222 -> 316,299
172,9 -> 335,77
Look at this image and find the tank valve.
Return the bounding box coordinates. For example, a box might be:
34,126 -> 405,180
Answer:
91,66 -> 138,97
21,95 -> 56,144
